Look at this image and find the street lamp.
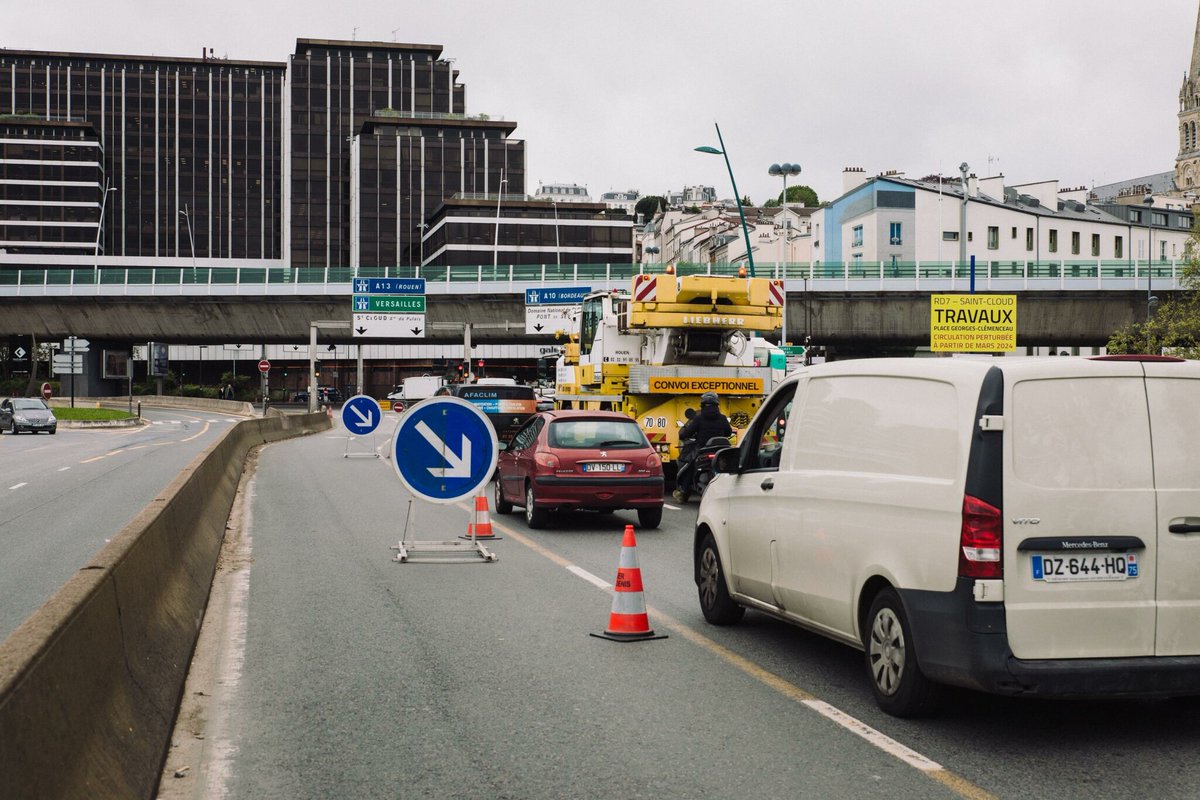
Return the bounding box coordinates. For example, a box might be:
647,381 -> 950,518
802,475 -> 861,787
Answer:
768,162 -> 800,345
1143,193 -> 1159,351
416,222 -> 429,269
94,181 -> 118,271
695,122 -> 755,277
179,205 -> 197,283
552,200 -> 561,267
493,169 -> 508,269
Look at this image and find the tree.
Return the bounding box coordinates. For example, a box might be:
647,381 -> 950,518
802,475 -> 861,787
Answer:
634,195 -> 666,220
764,185 -> 820,208
1107,224 -> 1200,358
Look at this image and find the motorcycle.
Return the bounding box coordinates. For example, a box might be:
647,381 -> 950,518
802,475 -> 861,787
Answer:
675,435 -> 733,501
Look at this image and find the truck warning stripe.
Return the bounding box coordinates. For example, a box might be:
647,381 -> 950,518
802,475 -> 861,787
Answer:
634,276 -> 657,302
768,280 -> 784,306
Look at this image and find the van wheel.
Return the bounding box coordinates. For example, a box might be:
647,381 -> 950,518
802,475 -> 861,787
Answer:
493,478 -> 513,514
696,532 -> 744,625
864,588 -> 939,717
524,483 -> 547,529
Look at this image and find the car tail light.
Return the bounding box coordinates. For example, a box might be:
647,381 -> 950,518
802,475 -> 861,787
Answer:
959,494 -> 1002,579
534,452 -> 559,469
645,452 -> 662,470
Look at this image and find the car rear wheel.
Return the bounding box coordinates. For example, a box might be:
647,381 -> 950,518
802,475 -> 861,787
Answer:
696,532 -> 743,625
864,588 -> 939,717
637,506 -> 662,529
524,482 -> 547,529
493,478 -> 513,514
9,421 -> 17,434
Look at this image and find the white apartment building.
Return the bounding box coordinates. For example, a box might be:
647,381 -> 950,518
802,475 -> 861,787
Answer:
641,206 -> 815,267
812,169 -> 1194,272
531,182 -> 593,203
599,189 -> 639,215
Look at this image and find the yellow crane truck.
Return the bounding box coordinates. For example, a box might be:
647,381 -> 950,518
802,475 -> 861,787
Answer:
554,268 -> 785,476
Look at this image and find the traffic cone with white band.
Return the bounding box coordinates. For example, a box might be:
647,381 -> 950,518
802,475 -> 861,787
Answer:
461,493 -> 501,540
591,525 -> 667,642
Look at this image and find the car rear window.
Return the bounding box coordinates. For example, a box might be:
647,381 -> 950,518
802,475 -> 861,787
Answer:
548,419 -> 648,449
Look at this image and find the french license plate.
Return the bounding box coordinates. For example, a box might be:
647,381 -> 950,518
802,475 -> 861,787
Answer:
1032,553 -> 1138,582
582,462 -> 626,473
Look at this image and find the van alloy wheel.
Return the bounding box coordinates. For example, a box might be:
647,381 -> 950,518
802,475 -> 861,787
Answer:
863,588 -> 938,717
868,608 -> 906,696
696,532 -> 744,625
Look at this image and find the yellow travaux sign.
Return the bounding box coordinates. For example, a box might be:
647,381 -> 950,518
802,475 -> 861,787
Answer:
647,377 -> 764,394
930,294 -> 1017,353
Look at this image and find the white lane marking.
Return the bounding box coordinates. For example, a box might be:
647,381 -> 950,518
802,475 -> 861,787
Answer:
663,503 -> 681,510
58,466 -> 70,472
802,699 -> 942,771
566,565 -> 611,590
9,482 -> 27,490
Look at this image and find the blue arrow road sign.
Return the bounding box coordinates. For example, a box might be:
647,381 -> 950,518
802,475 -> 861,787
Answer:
525,286 -> 590,305
341,394 -> 382,436
352,277 -> 426,295
391,396 -> 499,504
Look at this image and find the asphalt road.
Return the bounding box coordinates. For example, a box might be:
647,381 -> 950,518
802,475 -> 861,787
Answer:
161,416 -> 1200,800
0,408 -> 247,640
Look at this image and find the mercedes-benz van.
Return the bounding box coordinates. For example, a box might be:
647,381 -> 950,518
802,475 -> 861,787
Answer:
693,355 -> 1200,716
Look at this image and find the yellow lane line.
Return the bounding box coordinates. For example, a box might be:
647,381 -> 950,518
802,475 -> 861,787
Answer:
487,514 -> 996,800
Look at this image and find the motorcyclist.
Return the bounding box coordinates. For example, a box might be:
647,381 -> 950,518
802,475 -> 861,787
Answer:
673,391 -> 732,502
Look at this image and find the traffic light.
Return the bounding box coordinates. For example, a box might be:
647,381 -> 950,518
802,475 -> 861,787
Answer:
476,358 -> 486,378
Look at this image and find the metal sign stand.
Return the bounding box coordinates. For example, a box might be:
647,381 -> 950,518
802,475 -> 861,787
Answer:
344,429 -> 379,459
391,499 -> 498,564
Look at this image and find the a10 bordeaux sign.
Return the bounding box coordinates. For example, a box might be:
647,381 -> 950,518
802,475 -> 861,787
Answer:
930,294 -> 1017,353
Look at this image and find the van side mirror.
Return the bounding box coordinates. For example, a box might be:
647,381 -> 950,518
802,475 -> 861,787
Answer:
713,446 -> 741,475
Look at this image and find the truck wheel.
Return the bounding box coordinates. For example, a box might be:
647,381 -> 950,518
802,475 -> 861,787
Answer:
696,532 -> 743,625
863,588 -> 939,717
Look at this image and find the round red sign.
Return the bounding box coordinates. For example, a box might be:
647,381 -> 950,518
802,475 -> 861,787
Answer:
41,382 -> 52,401
258,359 -> 271,374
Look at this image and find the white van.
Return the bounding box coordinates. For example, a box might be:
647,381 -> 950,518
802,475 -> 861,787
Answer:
693,355 -> 1200,716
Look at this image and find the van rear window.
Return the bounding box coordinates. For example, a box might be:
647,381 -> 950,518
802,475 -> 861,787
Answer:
1012,378 -> 1152,489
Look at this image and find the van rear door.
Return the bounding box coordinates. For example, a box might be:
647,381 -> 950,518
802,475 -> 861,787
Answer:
1144,364 -> 1200,656
1003,364 -> 1157,660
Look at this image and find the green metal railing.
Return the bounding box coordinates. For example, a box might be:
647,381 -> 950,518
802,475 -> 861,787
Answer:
0,258 -> 1184,290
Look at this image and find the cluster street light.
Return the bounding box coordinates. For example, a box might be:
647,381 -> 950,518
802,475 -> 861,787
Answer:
695,122 -> 756,277
768,162 -> 801,345
1143,194 -> 1159,353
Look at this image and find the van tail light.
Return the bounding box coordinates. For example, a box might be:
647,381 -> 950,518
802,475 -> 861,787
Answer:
959,494 -> 1003,579
534,452 -> 559,469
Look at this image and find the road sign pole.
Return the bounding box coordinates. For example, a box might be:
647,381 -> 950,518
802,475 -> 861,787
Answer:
69,337 -> 75,409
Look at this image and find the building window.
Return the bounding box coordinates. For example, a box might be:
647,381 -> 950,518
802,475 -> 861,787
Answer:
1026,228 -> 1034,251
1115,235 -> 1123,258
889,221 -> 902,245
1048,229 -> 1058,253
942,231 -> 959,241
852,225 -> 863,247
1131,210 -> 1141,223
852,253 -> 863,268
1011,226 -> 1018,239
1153,212 -> 1167,226
987,226 -> 999,250
1071,231 -> 1080,255
1091,233 -> 1100,256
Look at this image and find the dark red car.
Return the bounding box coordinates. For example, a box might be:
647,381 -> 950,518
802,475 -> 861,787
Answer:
494,410 -> 665,529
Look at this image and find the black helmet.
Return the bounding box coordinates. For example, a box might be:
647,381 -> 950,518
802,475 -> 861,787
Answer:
700,391 -> 719,407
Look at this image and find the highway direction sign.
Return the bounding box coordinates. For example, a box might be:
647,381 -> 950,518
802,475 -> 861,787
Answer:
341,394 -> 382,436
352,277 -> 425,295
352,313 -> 426,338
51,355 -> 83,375
391,396 -> 498,504
524,286 -> 589,305
62,338 -> 90,353
525,304 -> 579,334
352,294 -> 426,313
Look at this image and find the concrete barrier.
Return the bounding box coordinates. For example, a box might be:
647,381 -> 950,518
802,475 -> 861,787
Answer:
0,411 -> 332,799
60,395 -> 259,417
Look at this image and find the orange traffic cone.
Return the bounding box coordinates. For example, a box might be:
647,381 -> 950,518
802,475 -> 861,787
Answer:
590,525 -> 668,642
461,493 -> 501,540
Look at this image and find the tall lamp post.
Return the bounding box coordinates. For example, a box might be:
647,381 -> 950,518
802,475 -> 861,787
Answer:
94,181 -> 118,271
768,162 -> 800,345
695,123 -> 755,277
1143,193 -> 1159,352
552,200 -> 561,267
493,169 -> 508,269
179,205 -> 197,283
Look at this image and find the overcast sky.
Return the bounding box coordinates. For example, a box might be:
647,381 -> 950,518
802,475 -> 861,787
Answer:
9,1 -> 1197,205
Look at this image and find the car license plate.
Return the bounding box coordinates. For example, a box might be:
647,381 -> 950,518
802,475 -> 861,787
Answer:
582,462 -> 626,473
1031,553 -> 1138,582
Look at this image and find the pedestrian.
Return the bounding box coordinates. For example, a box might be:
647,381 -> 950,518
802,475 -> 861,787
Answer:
224,382 -> 234,400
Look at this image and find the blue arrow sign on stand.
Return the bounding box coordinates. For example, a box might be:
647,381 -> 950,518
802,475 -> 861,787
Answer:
341,394 -> 382,436
353,277 -> 426,295
391,396 -> 499,504
525,286 -> 589,305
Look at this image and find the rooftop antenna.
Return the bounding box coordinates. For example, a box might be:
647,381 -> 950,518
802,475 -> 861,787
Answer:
987,154 -> 1000,177
391,28 -> 400,42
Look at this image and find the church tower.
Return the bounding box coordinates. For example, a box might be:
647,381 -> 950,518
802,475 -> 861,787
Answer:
1175,4 -> 1200,190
